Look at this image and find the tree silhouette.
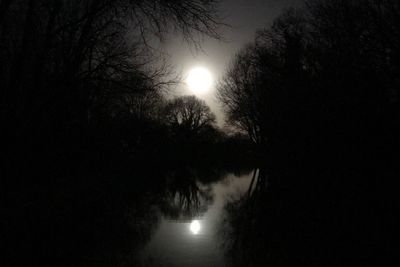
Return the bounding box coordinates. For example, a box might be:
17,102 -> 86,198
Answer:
218,1 -> 399,265
0,0 -> 222,159
218,8 -> 308,148
1,2 -> 224,266
164,95 -> 216,135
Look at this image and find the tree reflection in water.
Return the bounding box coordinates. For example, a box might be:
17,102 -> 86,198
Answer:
219,168 -> 285,267
160,168 -> 214,220
82,166 -> 225,266
8,165 -> 254,267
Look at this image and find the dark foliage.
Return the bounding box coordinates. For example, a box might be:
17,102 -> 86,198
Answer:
0,1 -> 255,266
218,1 -> 398,265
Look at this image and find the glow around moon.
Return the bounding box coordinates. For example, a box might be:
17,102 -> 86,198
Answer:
189,220 -> 201,235
186,67 -> 213,94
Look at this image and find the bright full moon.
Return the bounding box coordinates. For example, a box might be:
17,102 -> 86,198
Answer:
186,67 -> 213,94
189,220 -> 201,235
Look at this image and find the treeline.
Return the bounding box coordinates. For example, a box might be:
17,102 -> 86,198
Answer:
89,94 -> 253,169
0,2 -> 251,265
0,0 -> 250,177
218,0 -> 398,265
219,0 -> 399,178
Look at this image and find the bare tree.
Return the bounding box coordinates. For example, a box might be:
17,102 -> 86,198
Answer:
164,95 -> 216,134
218,45 -> 264,144
217,8 -> 310,145
217,40 -> 289,145
0,0 -> 223,145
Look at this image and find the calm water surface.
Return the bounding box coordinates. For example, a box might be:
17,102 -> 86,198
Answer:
138,171 -> 255,267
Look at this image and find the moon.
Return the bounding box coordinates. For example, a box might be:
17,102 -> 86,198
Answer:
186,67 -> 213,94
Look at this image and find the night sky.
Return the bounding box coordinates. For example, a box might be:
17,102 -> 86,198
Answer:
162,0 -> 301,125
